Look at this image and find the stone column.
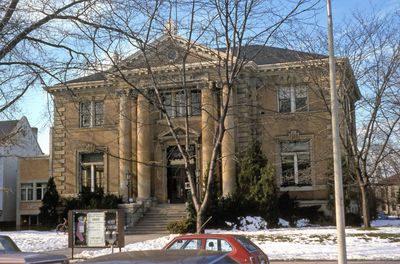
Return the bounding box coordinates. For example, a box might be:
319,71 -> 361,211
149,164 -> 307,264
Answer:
201,82 -> 217,192
137,92 -> 152,200
118,90 -> 132,202
221,83 -> 236,196
130,92 -> 138,199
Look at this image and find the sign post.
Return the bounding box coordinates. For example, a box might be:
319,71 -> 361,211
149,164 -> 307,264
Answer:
68,209 -> 125,259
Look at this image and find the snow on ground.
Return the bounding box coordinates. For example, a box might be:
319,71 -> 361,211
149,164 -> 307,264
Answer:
1,219 -> 399,260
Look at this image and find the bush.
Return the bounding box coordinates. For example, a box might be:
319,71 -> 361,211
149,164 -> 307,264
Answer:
345,213 -> 362,226
167,219 -> 193,234
39,177 -> 60,227
62,187 -> 122,218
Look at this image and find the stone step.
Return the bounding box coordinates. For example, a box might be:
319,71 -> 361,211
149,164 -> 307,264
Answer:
125,203 -> 187,235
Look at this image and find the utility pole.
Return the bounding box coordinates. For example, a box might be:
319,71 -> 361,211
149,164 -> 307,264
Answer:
327,1 -> 347,263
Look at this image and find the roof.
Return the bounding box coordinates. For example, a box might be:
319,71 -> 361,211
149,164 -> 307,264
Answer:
64,43 -> 326,85
65,72 -> 106,84
378,174 -> 400,185
0,120 -> 18,135
227,45 -> 326,65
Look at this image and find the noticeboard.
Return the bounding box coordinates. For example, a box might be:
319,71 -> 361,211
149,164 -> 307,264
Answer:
68,209 -> 125,249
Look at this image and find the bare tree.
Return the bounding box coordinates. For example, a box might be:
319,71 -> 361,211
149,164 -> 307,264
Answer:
280,7 -> 400,227
0,0 -> 95,119
57,0 -> 320,232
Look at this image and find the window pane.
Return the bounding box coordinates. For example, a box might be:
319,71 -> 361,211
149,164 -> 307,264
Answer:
295,87 -> 307,111
94,102 -> 104,126
81,166 -> 90,188
183,239 -> 202,250
27,189 -> 33,200
279,98 -> 291,113
281,141 -> 309,152
191,90 -> 201,116
80,102 -> 91,127
95,165 -> 104,189
161,92 -> 173,117
82,153 -> 103,163
175,91 -> 186,117
205,239 -> 218,251
235,236 -> 258,252
169,240 -> 186,250
298,154 -> 311,186
220,239 -> 233,252
36,189 -> 42,200
281,155 -> 295,186
21,189 -> 26,201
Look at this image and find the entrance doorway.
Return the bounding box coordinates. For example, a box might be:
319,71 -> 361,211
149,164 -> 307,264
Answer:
166,145 -> 196,203
167,166 -> 188,203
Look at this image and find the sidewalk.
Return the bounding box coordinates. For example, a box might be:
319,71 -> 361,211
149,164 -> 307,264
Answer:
49,233 -> 166,260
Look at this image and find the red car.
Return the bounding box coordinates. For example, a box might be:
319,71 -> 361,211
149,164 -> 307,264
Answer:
163,234 -> 269,264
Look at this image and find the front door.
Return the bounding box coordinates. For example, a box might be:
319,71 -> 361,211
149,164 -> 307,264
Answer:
167,166 -> 188,203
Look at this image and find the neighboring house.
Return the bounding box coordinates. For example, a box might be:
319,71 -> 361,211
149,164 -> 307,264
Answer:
16,156 -> 50,227
375,174 -> 400,217
0,117 -> 43,227
47,34 -> 359,216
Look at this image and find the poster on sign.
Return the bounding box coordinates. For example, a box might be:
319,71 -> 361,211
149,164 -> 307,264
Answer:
68,209 -> 124,249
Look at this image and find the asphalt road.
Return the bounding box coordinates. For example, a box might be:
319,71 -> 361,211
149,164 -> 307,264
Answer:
272,261 -> 400,264
48,233 -> 400,263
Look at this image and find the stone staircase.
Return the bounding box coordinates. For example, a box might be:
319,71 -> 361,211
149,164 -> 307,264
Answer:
126,203 -> 187,235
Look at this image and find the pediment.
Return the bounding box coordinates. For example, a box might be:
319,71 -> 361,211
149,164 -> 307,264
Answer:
159,126 -> 199,140
119,35 -> 225,70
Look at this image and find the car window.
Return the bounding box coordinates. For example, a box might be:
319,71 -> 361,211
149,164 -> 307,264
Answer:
205,239 -> 232,252
0,236 -> 21,253
235,236 -> 258,252
183,239 -> 201,250
168,239 -> 201,250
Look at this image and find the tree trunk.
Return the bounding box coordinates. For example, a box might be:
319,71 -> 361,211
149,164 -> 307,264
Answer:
360,184 -> 370,227
196,209 -> 204,234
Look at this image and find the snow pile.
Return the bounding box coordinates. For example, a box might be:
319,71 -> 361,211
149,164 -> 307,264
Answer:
278,218 -> 289,227
0,230 -> 67,252
226,216 -> 268,231
296,218 -> 310,227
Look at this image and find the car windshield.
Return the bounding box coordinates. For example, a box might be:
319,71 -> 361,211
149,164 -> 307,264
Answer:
235,236 -> 258,252
0,236 -> 21,253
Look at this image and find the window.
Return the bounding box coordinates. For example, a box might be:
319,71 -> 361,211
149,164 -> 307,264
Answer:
280,141 -> 311,187
161,89 -> 201,118
168,239 -> 202,250
36,182 -> 47,200
278,86 -> 307,113
80,152 -> 104,192
235,236 -> 258,252
21,183 -> 34,201
205,239 -> 233,252
80,101 -> 104,127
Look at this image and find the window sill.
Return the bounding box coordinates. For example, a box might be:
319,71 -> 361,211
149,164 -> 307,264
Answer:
280,185 -> 327,192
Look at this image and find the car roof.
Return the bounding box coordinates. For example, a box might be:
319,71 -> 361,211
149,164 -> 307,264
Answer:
82,250 -> 233,264
171,234 -> 239,239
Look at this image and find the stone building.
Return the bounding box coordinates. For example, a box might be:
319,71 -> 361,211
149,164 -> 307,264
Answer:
47,35 -> 358,214
16,156 -> 50,227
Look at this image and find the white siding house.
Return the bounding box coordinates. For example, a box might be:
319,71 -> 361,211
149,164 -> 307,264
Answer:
0,117 -> 43,226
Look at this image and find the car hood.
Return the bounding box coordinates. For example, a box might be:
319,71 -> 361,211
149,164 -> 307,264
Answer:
0,252 -> 68,264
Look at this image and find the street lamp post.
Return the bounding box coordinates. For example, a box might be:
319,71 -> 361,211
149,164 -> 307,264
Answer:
327,1 -> 347,263
126,171 -> 132,203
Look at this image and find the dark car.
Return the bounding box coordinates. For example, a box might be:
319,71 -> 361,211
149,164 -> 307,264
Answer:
82,250 -> 237,264
163,234 -> 269,264
0,235 -> 69,264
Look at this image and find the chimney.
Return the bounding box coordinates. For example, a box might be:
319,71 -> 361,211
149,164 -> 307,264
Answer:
31,127 -> 38,139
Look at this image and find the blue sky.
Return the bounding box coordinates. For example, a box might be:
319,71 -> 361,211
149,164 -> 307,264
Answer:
14,0 -> 400,155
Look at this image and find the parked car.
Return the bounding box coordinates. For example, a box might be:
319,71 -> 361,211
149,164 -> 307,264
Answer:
163,234 -> 269,264
0,235 -> 69,264
82,249 -> 237,264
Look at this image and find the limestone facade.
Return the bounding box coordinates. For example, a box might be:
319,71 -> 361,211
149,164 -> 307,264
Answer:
47,36 -> 358,212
